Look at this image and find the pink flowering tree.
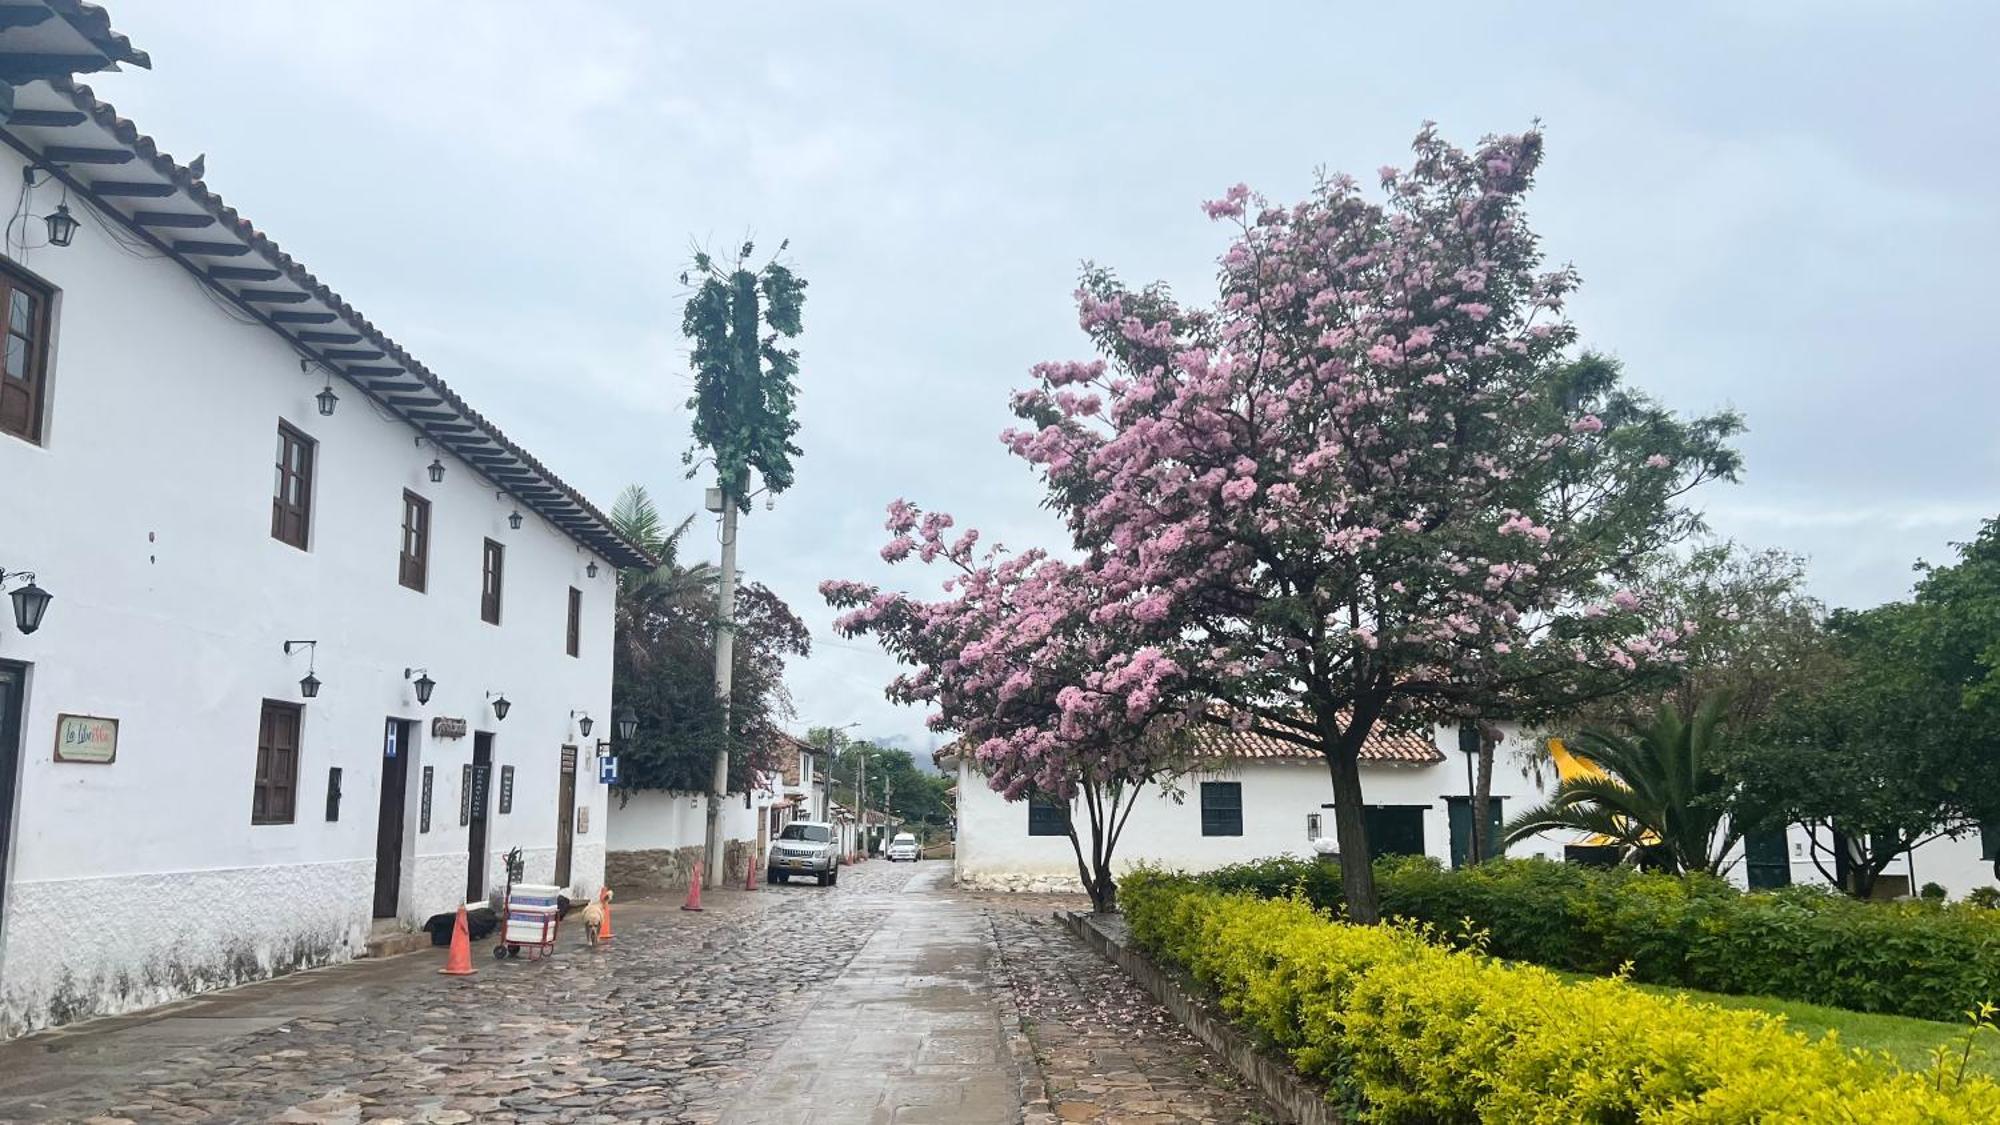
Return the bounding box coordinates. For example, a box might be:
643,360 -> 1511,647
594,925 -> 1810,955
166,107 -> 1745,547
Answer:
1002,125 -> 1742,921
822,503 -> 1194,912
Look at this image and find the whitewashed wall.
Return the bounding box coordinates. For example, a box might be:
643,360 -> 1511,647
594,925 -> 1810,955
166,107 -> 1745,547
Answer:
952,725 -> 1563,892
0,141 -> 616,1036
607,789 -> 764,853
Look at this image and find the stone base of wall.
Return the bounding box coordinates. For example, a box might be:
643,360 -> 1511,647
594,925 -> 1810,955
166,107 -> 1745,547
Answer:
957,871 -> 1085,894
606,840 -> 756,894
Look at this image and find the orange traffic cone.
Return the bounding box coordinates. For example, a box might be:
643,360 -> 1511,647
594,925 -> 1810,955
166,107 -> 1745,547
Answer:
438,904 -> 476,976
596,887 -> 615,943
681,862 -> 704,911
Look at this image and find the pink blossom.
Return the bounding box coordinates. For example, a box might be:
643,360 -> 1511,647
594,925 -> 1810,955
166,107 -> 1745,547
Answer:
1571,415 -> 1605,434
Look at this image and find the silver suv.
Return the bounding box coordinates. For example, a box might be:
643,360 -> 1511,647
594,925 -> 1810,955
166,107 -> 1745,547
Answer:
768,821 -> 841,886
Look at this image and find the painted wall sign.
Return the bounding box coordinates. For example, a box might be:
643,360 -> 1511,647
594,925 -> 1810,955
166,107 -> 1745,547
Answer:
420,766 -> 434,832
575,806 -> 590,835
431,716 -> 468,740
54,714 -> 118,763
598,755 -> 619,786
459,763 -> 472,826
498,765 -> 515,814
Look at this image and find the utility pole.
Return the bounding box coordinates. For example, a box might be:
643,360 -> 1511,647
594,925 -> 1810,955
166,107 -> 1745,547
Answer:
704,487 -> 738,888
856,746 -> 868,859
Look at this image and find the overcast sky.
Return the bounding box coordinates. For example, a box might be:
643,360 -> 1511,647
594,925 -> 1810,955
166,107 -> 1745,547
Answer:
95,2 -> 2000,752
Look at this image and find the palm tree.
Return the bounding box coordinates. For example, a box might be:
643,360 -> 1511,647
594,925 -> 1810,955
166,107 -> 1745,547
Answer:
1502,693 -> 1740,875
609,485 -> 717,667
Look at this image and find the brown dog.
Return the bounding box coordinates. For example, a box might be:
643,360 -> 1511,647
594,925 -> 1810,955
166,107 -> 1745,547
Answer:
581,888 -> 609,946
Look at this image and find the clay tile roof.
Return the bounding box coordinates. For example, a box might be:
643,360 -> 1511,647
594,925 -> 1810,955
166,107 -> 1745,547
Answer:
3,75 -> 651,569
45,0 -> 148,68
1185,715 -> 1444,765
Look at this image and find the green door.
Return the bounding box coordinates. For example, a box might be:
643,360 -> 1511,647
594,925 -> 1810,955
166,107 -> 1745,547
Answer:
1745,829 -> 1790,890
1446,796 -> 1505,868
1362,806 -> 1427,861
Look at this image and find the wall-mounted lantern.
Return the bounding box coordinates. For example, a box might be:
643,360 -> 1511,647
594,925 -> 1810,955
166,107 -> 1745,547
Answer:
283,639 -> 321,699
616,707 -> 638,744
571,709 -> 593,738
507,509 -> 524,531
44,202 -> 79,248
487,691 -> 511,721
315,378 -> 339,417
585,560 -> 599,579
428,457 -> 446,483
404,666 -> 436,706
1,566 -> 51,635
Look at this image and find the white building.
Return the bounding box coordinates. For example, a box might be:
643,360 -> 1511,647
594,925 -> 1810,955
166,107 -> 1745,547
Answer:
945,721 -> 1562,893
0,17 -> 648,1037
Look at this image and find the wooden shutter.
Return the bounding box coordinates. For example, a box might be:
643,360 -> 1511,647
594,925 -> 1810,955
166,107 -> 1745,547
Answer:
566,586 -> 581,656
1200,781 -> 1243,836
271,422 -> 315,549
481,538 -> 504,624
0,264 -> 52,444
254,700 -> 302,824
400,490 -> 430,591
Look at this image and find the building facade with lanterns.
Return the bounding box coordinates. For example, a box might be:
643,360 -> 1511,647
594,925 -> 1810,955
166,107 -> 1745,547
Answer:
0,6 -> 649,1038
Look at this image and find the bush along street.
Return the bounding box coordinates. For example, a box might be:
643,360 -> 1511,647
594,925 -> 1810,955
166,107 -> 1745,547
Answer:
1192,855 -> 2000,1024
1121,872 -> 2000,1122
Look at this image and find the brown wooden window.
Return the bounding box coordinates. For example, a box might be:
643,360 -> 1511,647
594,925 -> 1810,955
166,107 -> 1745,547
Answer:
271,421 -> 315,550
253,700 -> 303,825
481,538 -> 504,624
399,490 -> 430,591
0,262 -> 53,444
566,586 -> 582,657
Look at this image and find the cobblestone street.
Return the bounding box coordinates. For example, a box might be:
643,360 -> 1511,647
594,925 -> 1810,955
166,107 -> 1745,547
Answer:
0,864 -> 1266,1124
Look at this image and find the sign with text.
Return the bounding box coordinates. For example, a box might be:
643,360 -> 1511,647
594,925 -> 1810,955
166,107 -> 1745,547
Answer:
419,766 -> 434,832
459,764 -> 473,826
431,716 -> 468,740
498,765 -> 515,814
598,755 -> 619,786
576,806 -> 590,835
54,714 -> 118,763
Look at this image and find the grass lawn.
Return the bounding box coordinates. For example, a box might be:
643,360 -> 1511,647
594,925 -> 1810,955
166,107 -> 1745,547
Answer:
1552,970 -> 1998,1077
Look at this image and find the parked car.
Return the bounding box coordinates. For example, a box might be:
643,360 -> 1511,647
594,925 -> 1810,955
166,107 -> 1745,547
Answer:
886,832 -> 920,862
768,821 -> 841,886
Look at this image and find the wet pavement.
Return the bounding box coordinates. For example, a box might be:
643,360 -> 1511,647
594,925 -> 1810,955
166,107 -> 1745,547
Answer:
0,863 -> 1270,1124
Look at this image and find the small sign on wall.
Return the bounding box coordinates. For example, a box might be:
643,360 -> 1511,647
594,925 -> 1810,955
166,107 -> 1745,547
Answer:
459,764 -> 473,826
432,716 -> 468,740
498,765 -> 515,814
420,766 -> 434,832
54,714 -> 118,763
598,755 -> 619,786
576,807 -> 590,835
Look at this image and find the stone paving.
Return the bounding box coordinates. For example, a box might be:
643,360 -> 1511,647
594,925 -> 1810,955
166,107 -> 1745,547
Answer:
0,866 -> 1272,1125
977,899 -> 1275,1125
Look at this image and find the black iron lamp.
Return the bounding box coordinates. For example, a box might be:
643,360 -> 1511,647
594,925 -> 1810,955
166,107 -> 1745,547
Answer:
585,560 -> 599,579
571,710 -> 594,739
616,707 -> 638,744
1,567 -> 51,634
44,202 -> 79,248
404,667 -> 436,706
315,378 -> 338,417
508,509 -> 524,531
427,457 -> 445,483
284,639 -> 321,699
488,691 -> 511,721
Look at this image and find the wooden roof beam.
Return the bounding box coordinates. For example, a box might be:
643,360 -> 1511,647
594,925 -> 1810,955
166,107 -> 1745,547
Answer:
40,143 -> 133,164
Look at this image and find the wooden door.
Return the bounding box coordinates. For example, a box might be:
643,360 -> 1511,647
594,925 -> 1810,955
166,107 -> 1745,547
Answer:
0,662 -> 23,930
466,733 -> 493,902
554,745 -> 577,888
373,720 -> 412,918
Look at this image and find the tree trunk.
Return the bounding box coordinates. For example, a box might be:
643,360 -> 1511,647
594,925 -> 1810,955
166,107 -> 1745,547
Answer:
1468,723 -> 1499,867
1324,747 -> 1378,923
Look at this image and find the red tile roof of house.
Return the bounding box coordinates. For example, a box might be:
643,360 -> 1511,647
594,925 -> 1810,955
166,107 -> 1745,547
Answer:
935,712 -> 1446,768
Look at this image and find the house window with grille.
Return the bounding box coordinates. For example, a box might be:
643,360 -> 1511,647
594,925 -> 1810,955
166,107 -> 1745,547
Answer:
252,700 -> 303,825
1027,795 -> 1069,837
1200,781 -> 1243,836
271,421 -> 315,549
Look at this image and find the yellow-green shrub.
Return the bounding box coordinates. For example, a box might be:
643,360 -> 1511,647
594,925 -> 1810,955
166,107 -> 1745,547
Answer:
1121,871 -> 2000,1123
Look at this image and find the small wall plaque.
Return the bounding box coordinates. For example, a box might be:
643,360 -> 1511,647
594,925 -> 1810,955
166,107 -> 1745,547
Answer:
576,806 -> 590,835
498,765 -> 515,814
459,763 -> 473,826
432,716 -> 468,740
54,714 -> 118,763
420,766 -> 434,832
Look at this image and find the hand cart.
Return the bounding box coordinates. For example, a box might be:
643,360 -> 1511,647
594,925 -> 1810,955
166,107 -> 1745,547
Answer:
495,849 -> 561,959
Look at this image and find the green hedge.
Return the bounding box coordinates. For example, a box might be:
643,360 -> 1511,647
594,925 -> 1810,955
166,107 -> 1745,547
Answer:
1194,855 -> 2000,1023
1123,872 -> 2000,1123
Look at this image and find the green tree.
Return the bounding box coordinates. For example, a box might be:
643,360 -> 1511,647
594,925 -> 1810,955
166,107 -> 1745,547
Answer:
1503,695 -> 1740,874
681,240 -> 806,508
609,486 -> 810,795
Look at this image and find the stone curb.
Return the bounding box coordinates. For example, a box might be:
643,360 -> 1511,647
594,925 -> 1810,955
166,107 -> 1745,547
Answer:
1055,910 -> 1340,1125
981,909 -> 1058,1125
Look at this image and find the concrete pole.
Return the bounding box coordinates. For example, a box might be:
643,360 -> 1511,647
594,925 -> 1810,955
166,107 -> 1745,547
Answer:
856,748 -> 867,860
704,492 -> 738,888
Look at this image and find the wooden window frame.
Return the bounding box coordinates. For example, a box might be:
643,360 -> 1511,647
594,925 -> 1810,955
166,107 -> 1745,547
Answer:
0,259 -> 53,445
271,420 -> 315,550
1027,795 -> 1069,837
565,586 -> 581,657
399,490 -> 431,592
480,538 -> 505,625
1199,780 -> 1243,837
253,699 -> 303,825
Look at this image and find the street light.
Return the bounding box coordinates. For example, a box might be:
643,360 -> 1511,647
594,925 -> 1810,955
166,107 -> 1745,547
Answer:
404,667 -> 436,705
284,640 -> 320,699
487,691 -> 511,721
44,202 -> 79,247
616,707 -> 638,744
4,571 -> 52,635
